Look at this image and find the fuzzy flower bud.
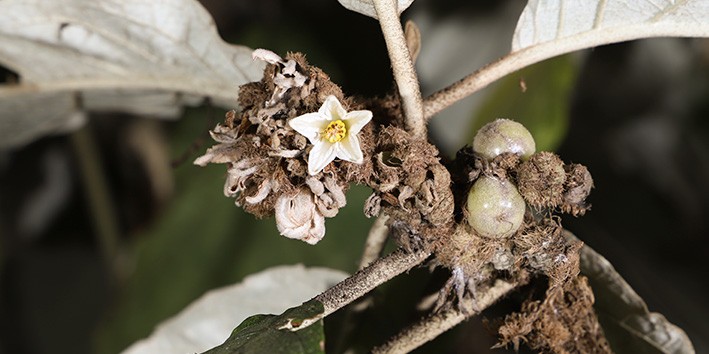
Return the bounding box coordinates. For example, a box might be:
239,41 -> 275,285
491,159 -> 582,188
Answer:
275,188 -> 326,245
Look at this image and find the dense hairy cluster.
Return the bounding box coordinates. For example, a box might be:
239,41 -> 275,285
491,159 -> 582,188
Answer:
434,119 -> 598,341
196,52 -> 454,245
364,125 -> 455,250
195,54 -> 605,352
195,52 -> 372,243
496,276 -> 611,353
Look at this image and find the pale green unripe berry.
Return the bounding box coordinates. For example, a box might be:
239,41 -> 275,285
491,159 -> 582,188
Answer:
472,118 -> 536,160
466,176 -> 525,239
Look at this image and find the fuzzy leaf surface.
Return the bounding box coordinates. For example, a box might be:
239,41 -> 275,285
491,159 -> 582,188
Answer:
0,0 -> 264,148
497,0 -> 709,89
121,266 -> 347,354
337,0 -> 414,19
571,232 -> 695,354
513,0 -> 709,53
203,300 -> 326,354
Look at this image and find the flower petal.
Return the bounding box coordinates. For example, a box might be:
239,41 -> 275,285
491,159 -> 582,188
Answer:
336,134 -> 364,164
288,112 -> 327,143
343,110 -> 372,135
308,141 -> 338,175
318,95 -> 347,121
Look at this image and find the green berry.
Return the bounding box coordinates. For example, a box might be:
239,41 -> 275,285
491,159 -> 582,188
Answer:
466,176 -> 525,239
472,119 -> 536,160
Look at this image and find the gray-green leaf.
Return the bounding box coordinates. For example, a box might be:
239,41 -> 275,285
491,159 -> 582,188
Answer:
337,0 -> 414,19
0,0 -> 264,148
513,0 -> 709,53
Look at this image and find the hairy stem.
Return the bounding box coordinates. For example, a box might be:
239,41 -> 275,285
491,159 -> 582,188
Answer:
359,215 -> 390,269
295,248 -> 429,330
372,279 -> 518,354
421,50 -> 532,120
372,0 -> 425,138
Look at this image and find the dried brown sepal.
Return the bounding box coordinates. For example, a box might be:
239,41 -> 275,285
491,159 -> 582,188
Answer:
517,151 -> 566,209
434,224 -> 511,280
433,206 -> 583,311
561,163 -> 594,216
496,276 -> 611,354
366,124 -> 456,250
196,52 -> 358,227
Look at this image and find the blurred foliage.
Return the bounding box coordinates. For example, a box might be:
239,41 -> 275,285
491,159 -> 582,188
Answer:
469,55 -> 579,152
205,300 -> 325,354
219,0 -> 391,97
0,227 -> 3,275
576,233 -> 695,354
94,109 -> 372,354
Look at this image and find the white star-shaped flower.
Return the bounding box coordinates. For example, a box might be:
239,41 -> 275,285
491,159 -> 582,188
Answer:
288,95 -> 372,175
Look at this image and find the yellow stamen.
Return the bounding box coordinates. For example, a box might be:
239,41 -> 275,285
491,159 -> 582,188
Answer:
323,120 -> 347,143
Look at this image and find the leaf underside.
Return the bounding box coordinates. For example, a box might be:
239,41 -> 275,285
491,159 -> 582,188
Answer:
0,0 -> 264,148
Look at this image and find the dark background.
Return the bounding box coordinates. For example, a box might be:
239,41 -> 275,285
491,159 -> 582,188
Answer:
1,0 -> 707,353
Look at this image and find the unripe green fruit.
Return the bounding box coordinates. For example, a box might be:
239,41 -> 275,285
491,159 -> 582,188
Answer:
472,118 -> 536,160
466,176 -> 525,239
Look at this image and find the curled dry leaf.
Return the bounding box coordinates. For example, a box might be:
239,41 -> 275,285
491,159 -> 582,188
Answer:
337,0 -> 415,19
0,0 -> 264,148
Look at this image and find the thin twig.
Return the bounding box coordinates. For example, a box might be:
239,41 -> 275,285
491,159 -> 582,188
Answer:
292,248 -> 430,331
372,279 -> 518,354
358,215 -> 390,269
422,49 -> 535,120
372,0 -> 425,138
326,215 -> 392,352
423,15 -> 709,119
70,126 -> 123,284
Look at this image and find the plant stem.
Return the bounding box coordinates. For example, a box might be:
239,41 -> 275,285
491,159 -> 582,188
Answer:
421,50 -> 531,120
295,248 -> 429,330
372,0 -> 425,138
70,126 -> 123,284
358,215 -> 390,269
372,279 -> 518,354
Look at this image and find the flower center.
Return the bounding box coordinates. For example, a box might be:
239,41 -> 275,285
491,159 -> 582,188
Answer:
323,120 -> 347,143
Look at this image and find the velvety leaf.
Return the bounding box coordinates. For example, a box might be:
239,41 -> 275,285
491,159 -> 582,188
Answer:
513,0 -> 709,53
121,266 -> 345,354
0,0 -> 264,148
568,231 -> 695,354
337,0 -> 414,19
204,300 -> 326,354
469,55 -> 578,152
505,0 -> 709,83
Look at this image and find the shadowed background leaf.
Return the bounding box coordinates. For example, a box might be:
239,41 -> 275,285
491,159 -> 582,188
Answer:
0,0 -> 264,149
572,231 -> 695,354
468,55 -> 578,152
94,111 -> 372,354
